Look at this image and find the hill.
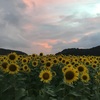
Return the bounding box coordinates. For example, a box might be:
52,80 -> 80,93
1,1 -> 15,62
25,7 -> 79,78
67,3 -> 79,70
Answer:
0,48 -> 27,55
55,46 -> 100,56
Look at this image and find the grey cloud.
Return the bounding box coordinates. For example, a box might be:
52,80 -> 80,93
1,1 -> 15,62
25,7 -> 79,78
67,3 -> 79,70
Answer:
51,32 -> 100,53
0,33 -> 30,49
4,13 -> 20,26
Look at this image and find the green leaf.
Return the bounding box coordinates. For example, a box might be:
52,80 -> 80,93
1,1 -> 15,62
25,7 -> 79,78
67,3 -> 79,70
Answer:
0,87 -> 15,100
69,91 -> 81,97
15,88 -> 26,100
22,97 -> 35,100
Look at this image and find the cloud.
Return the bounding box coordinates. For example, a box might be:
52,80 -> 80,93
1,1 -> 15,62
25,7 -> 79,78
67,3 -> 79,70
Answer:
52,32 -> 100,53
0,0 -> 100,54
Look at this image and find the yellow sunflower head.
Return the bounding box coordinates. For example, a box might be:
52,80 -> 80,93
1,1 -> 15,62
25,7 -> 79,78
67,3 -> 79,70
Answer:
61,58 -> 66,64
62,66 -> 68,73
58,56 -> 63,62
39,70 -> 53,83
39,52 -> 44,56
31,53 -> 37,59
65,60 -> 70,65
91,63 -> 97,69
52,58 -> 58,65
8,52 -> 18,62
22,58 -> 28,64
32,60 -> 38,67
0,60 -> 9,73
22,65 -> 29,72
40,58 -> 46,64
81,73 -> 90,83
8,63 -> 19,74
63,67 -> 79,84
45,61 -> 53,69
77,64 -> 87,73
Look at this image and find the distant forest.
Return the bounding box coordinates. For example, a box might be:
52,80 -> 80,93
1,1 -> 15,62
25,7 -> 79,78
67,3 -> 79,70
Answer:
0,48 -> 27,55
0,45 -> 100,56
56,45 -> 100,56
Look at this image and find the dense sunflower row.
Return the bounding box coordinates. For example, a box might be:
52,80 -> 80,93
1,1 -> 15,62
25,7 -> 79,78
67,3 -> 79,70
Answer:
0,52 -> 100,85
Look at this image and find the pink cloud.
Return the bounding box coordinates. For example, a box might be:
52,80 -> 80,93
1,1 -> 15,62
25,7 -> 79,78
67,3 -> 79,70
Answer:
22,0 -> 35,13
32,42 -> 52,49
68,38 -> 79,43
44,39 -> 58,44
32,0 -> 95,7
31,41 -> 53,54
22,24 -> 36,32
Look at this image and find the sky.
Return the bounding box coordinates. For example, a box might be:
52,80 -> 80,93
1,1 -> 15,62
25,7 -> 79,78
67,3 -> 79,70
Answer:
0,0 -> 100,55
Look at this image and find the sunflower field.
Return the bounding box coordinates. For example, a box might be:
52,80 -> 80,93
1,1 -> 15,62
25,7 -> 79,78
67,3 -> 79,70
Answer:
0,52 -> 100,100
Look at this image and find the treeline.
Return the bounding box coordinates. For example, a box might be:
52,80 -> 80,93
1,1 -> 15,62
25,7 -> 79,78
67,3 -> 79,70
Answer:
56,46 -> 100,56
0,48 -> 27,55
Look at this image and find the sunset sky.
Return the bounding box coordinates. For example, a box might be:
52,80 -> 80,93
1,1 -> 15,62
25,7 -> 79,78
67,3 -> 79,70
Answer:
0,0 -> 100,54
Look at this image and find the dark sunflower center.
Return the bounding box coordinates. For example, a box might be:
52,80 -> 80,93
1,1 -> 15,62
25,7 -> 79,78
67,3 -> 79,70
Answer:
24,66 -> 28,69
82,75 -> 87,80
54,60 -> 57,63
78,67 -> 84,72
9,64 -> 17,71
23,59 -> 27,62
41,60 -> 44,63
72,62 -> 75,65
86,62 -> 89,65
59,58 -> 62,61
33,62 -> 36,65
64,68 -> 67,71
66,61 -> 69,64
46,62 -> 51,67
9,55 -> 15,60
94,61 -> 97,63
62,60 -> 65,63
32,54 -> 35,57
43,73 -> 49,80
65,71 -> 74,80
2,62 -> 8,69
40,53 -> 43,56
93,65 -> 96,68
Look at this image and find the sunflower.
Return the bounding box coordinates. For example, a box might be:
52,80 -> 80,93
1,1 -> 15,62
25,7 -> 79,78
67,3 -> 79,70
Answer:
45,61 -> 53,69
52,71 -> 56,77
65,60 -> 70,65
0,60 -> 9,73
0,56 -> 4,62
62,66 -> 68,73
52,58 -> 58,65
61,58 -> 66,64
40,58 -> 46,64
84,61 -> 90,66
22,57 -> 28,64
39,52 -> 44,56
31,53 -> 37,59
8,63 -> 19,74
81,73 -> 90,83
77,64 -> 87,73
22,65 -> 29,72
39,70 -> 53,83
8,52 -> 18,62
32,60 -> 38,67
91,63 -> 97,69
23,64 -> 31,73
58,56 -> 63,62
63,67 -> 79,84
